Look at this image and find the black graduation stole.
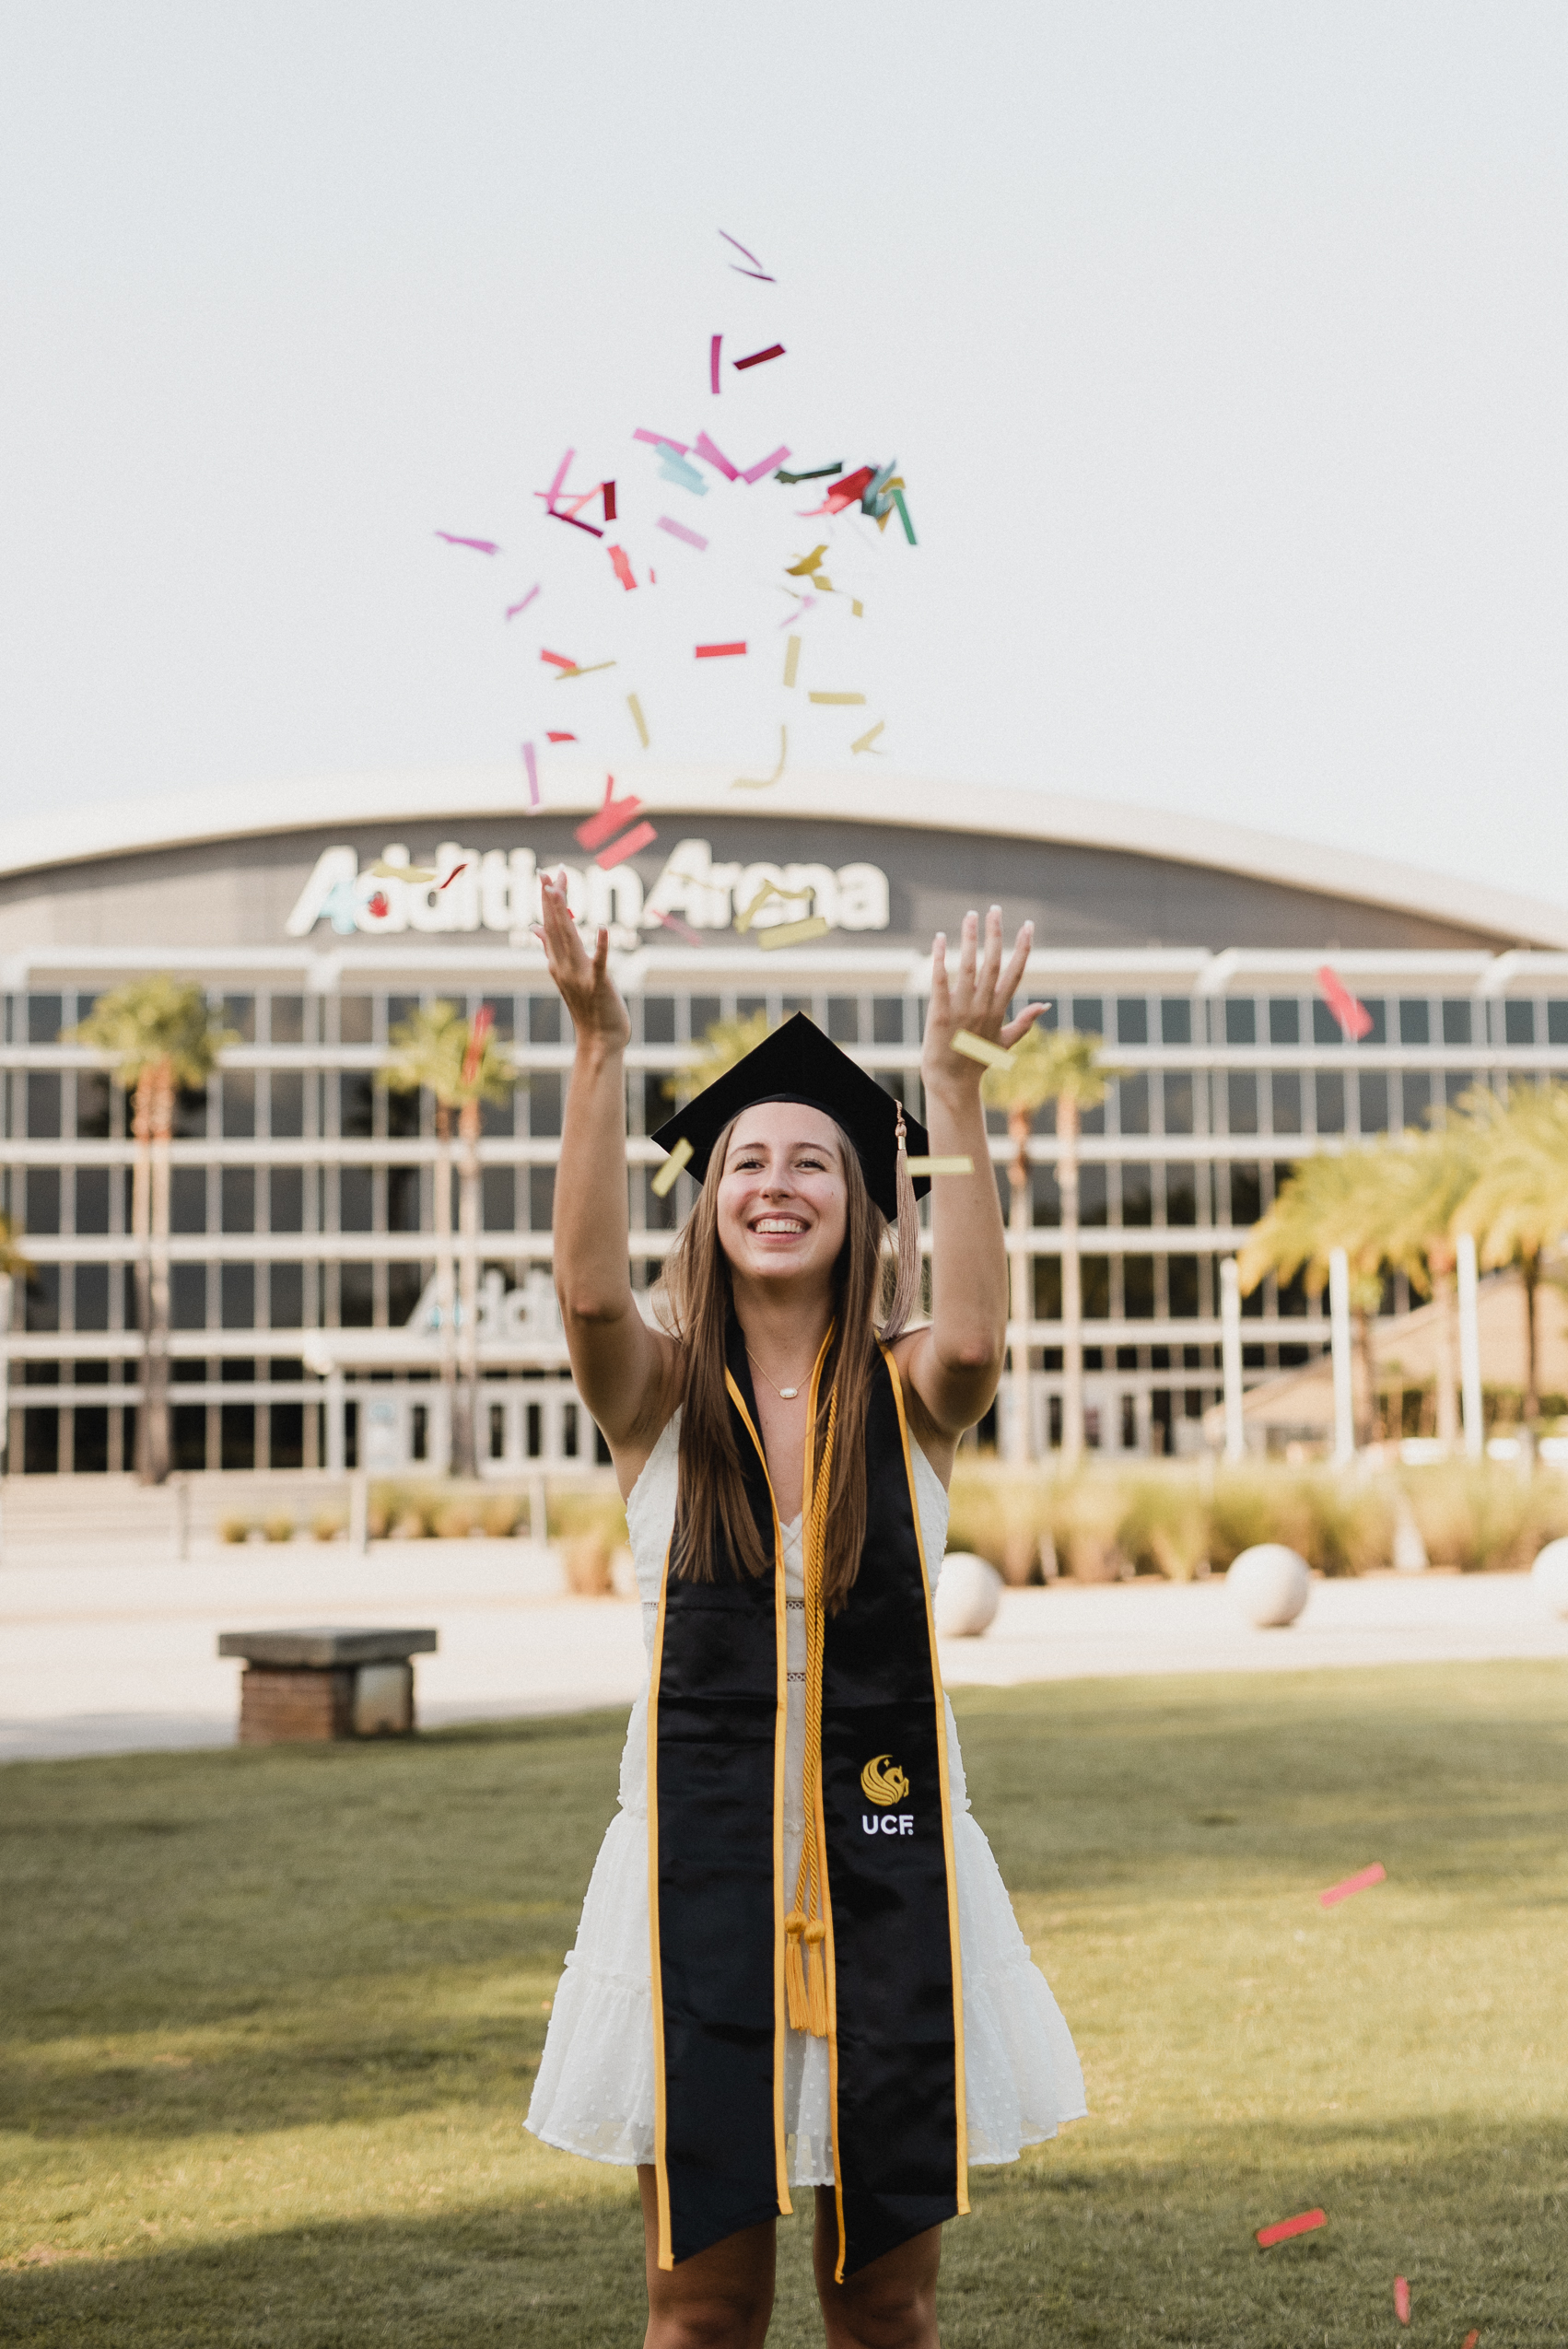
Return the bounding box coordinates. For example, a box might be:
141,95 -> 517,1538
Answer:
647,1322 -> 968,2281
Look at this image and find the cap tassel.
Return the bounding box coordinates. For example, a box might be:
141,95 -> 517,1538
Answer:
879,1104 -> 922,1342
784,1911 -> 810,2031
804,1921 -> 829,2038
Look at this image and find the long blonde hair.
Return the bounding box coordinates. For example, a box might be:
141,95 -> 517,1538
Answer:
654,1112 -> 917,1610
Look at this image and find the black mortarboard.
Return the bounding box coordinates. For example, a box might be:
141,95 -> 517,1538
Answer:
650,1012 -> 930,1221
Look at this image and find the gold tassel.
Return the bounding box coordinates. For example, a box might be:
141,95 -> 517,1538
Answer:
804,1921 -> 829,2039
879,1103 -> 922,1342
785,1911 -> 810,2031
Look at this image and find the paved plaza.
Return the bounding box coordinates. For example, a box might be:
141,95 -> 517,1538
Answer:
3,1532 -> 1566,1762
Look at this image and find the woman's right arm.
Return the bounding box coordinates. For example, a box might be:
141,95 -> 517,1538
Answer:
537,873 -> 677,1484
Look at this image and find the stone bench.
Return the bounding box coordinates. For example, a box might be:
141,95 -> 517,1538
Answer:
217,1629 -> 438,1745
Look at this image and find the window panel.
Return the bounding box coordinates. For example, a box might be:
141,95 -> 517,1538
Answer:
270,1167 -> 303,1233
269,1070 -> 305,1138
387,1087 -> 421,1139
389,1264 -> 424,1326
1033,1256 -> 1061,1319
1165,1165 -> 1199,1226
221,1072 -> 256,1139
76,1071 -> 111,1139
1167,1256 -> 1199,1318
25,1167 -> 60,1235
1121,1165 -> 1153,1227
529,1072 -> 562,1137
222,995 -> 256,1044
1031,1165 -> 1060,1226
1547,1001 -> 1568,1046
270,995 -> 306,1045
1118,1073 -> 1150,1135
1163,1073 -> 1194,1135
388,1167 -> 422,1232
1230,1164 -> 1263,1226
221,1264 -> 254,1329
1441,999 -> 1472,1046
1316,1072 -> 1346,1133
1402,1071 -> 1433,1130
26,1072 -> 61,1138
872,997 -> 904,1044
1071,996 -> 1104,1035
170,1167 -> 206,1233
483,1167 -> 515,1231
339,995 -> 373,1046
221,1168 -> 255,1233
1116,998 -> 1148,1046
171,1264 -> 206,1329
25,1267 -> 60,1331
1504,1000 -> 1536,1046
644,996 -> 676,1046
1226,1073 -> 1258,1134
1398,999 -> 1431,1046
529,995 -> 562,1045
1268,999 -> 1300,1046
339,1263 -> 374,1326
1124,1256 -> 1155,1319
1078,1166 -> 1108,1228
270,1263 -> 304,1327
1224,999 -> 1256,1046
28,995 -> 63,1045
1358,1072 -> 1388,1134
1270,1071 -> 1302,1134
75,1263 -> 110,1331
1160,998 -> 1192,1046
339,1074 -> 373,1138
1081,1256 -> 1110,1318
530,1167 -> 556,1229
339,1169 -> 373,1232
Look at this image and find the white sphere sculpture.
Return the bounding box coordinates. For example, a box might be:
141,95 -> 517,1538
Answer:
1530,1537 -> 1568,1619
932,1552 -> 1003,1639
1226,1544 -> 1311,1628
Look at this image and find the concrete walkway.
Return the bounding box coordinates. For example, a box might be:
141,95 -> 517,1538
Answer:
3,1539 -> 1566,1763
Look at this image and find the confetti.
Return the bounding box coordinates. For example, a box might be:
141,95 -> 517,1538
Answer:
522,741 -> 541,809
710,333 -> 721,394
650,909 -> 704,946
733,725 -> 788,790
540,649 -> 578,671
627,693 -> 649,747
1316,965 -> 1374,1041
556,660 -> 617,679
576,777 -> 645,853
776,462 -> 842,483
696,641 -> 746,659
548,507 -> 604,540
759,916 -> 831,950
904,1156 -> 975,1177
800,463 -> 876,516
602,480 -> 616,521
634,428 -> 690,452
370,859 -> 435,882
719,230 -> 775,283
892,486 -> 917,545
953,1030 -> 1014,1069
438,860 -> 468,889
783,637 -> 801,688
596,821 -> 657,871
542,449 -> 574,509
435,531 -> 500,554
779,594 -> 816,625
1319,1862 -> 1386,1910
1256,2210 -> 1327,2250
1394,2278 -> 1410,2326
657,447 -> 708,495
559,482 -> 607,519
851,599 -> 864,617
651,1136 -> 694,1197
1462,2331 -> 1480,2347
786,544 -> 828,579
694,431 -> 740,481
809,691 -> 866,706
545,731 -> 576,742
733,344 -> 785,371
368,891 -> 389,919
656,515 -> 708,552
461,1005 -> 495,1087
863,457 -> 898,515
849,721 -> 885,755
505,585 -> 541,620
736,881 -> 813,934
608,544 -> 637,591
740,444 -> 791,484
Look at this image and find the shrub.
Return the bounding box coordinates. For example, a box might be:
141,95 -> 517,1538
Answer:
1050,1475 -> 1130,1582
311,1509 -> 346,1542
1118,1472 -> 1209,1580
550,1491 -> 630,1550
1401,1462 -> 1568,1572
218,1514 -> 251,1546
482,1492 -> 523,1537
563,1532 -> 614,1595
263,1513 -> 295,1545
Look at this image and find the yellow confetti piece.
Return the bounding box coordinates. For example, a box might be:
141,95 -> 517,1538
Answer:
783,636 -> 801,689
370,859 -> 436,882
758,916 -> 831,950
556,660 -> 617,680
626,693 -> 649,747
736,880 -> 813,935
786,544 -> 827,578
904,1155 -> 975,1177
952,1029 -> 1014,1069
649,1136 -> 692,1198
851,599 -> 863,618
732,724 -> 788,790
849,720 -> 884,755
809,691 -> 866,706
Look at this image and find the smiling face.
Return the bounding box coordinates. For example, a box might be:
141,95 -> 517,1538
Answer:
715,1101 -> 849,1291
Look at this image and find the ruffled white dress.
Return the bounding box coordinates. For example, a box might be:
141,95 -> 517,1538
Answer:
526,1412 -> 1085,2183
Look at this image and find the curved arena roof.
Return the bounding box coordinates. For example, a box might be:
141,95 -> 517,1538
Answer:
6,763 -> 1568,950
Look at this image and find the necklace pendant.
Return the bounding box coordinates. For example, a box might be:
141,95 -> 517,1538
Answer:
779,1385 -> 799,1399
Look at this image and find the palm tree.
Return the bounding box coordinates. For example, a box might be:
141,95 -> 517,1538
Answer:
67,978 -> 231,1484
0,1210 -> 33,1476
1453,1081 -> 1568,1426
382,1002 -> 518,1477
664,1010 -> 771,1105
983,1029 -> 1115,1463
1237,1149 -> 1391,1445
1376,1124 -> 1484,1448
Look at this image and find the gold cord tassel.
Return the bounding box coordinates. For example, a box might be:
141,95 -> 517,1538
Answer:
788,1383 -> 838,2039
879,1104 -> 921,1342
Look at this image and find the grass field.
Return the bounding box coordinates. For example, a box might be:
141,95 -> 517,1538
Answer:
3,1661 -> 1566,2346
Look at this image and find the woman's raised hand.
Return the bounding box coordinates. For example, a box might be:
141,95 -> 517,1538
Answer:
923,907 -> 1043,1092
537,871 -> 632,1051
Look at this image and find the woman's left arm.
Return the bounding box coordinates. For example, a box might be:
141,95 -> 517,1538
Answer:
894,906 -> 1042,1453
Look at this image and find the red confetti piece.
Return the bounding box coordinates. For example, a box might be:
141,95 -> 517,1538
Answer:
1394,2276 -> 1410,2325
694,431 -> 739,481
602,479 -> 616,521
548,507 -> 604,539
368,892 -> 389,919
733,343 -> 785,371
608,544 -> 637,591
595,820 -> 657,871
1255,2209 -> 1327,2249
435,531 -> 500,554
1319,1862 -> 1386,1910
438,860 -> 468,890
540,649 -> 577,671
695,641 -> 746,659
710,333 -> 721,394
461,1004 -> 494,1088
719,228 -> 775,282
575,776 -> 645,854
651,908 -> 704,946
545,730 -> 576,743
1462,2331 -> 1480,2347
1316,964 -> 1374,1041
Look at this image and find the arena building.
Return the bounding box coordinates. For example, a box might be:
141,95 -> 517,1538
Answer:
4,765 -> 1568,1477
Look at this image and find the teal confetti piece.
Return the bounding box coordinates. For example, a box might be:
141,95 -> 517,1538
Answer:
892,486 -> 917,545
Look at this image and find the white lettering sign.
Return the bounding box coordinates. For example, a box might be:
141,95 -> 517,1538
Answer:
285,837 -> 891,946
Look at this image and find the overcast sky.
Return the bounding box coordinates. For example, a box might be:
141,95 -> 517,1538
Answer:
4,3 -> 1566,906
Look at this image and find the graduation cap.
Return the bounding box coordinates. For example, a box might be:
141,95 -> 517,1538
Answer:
650,1012 -> 930,1221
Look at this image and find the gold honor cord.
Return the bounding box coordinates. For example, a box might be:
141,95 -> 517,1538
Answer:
784,1382 -> 839,2039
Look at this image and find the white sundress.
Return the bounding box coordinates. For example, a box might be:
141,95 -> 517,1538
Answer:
526,1410 -> 1086,2184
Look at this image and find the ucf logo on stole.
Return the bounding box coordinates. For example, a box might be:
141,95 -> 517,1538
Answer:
861,1753 -> 915,1837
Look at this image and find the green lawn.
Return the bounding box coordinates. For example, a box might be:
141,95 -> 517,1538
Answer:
3,1662 -> 1565,2345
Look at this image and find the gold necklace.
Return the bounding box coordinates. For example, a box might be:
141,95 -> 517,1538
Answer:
747,1350 -> 810,1403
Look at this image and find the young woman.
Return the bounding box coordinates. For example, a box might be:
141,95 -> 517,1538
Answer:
526,876 -> 1083,2349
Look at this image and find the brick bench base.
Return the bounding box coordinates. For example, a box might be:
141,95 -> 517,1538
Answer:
239,1665 -> 357,1745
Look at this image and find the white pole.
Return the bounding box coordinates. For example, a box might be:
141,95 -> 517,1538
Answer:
1329,1246 -> 1355,1466
1219,1257 -> 1245,1463
1457,1231 -> 1484,1458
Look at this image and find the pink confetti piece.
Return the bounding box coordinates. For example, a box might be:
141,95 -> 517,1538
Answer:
651,908 -> 704,946
778,595 -> 817,626
435,532 -> 500,555
1394,2277 -> 1410,2326
541,448 -> 574,510
741,444 -> 791,485
733,344 -> 785,371
505,584 -> 541,621
656,515 -> 708,552
1319,1862 -> 1387,1909
695,640 -> 746,659
1256,2209 -> 1326,2250
710,333 -> 721,394
719,228 -> 776,281
1317,964 -> 1375,1041
461,1003 -> 494,1087
575,776 -> 645,854
608,543 -> 637,590
521,741 -> 540,810
694,431 -> 740,481
634,428 -> 690,452
595,820 -> 657,871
